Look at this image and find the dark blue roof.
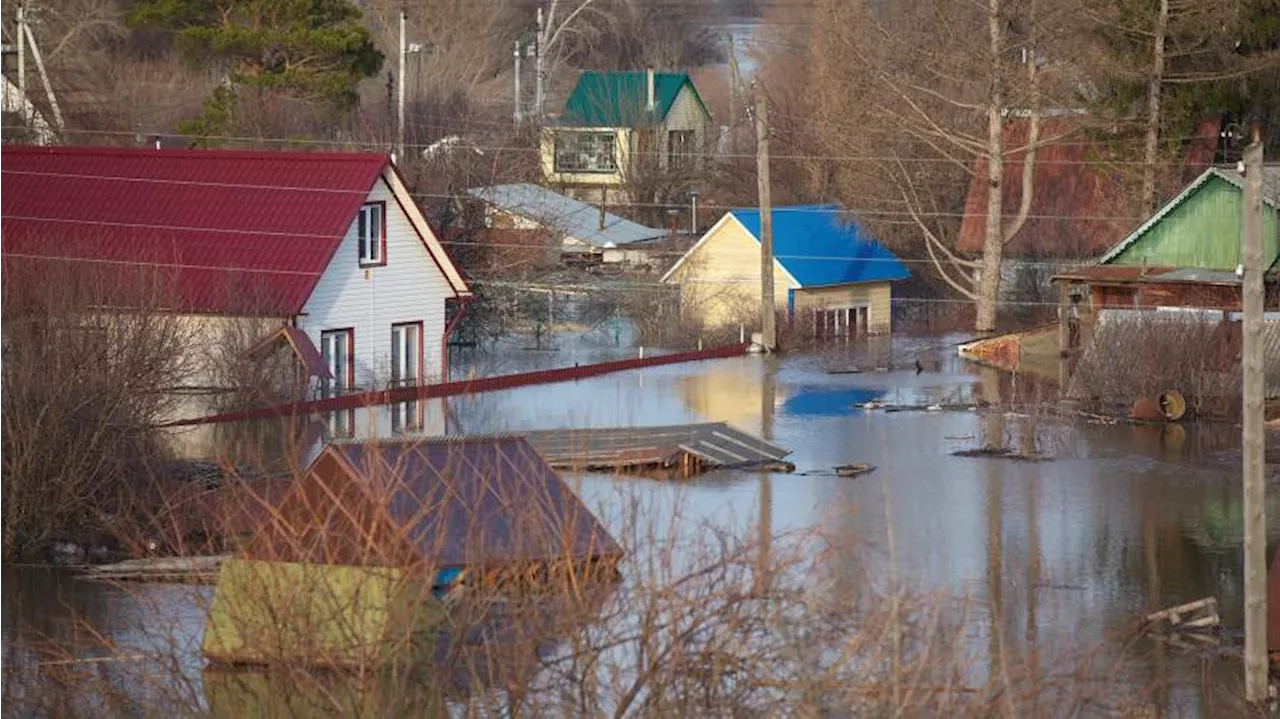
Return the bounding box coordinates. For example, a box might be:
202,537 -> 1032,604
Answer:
730,205 -> 909,287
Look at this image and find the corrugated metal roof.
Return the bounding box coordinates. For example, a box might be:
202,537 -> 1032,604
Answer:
521,422 -> 791,470
956,118 -> 1133,258
244,437 -> 622,569
1,146 -> 389,315
729,206 -> 910,288
559,70 -> 704,127
246,326 -> 333,380
466,184 -> 666,248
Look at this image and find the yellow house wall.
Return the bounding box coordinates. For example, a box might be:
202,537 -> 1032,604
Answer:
540,127 -> 632,186
792,283 -> 894,333
666,218 -> 793,328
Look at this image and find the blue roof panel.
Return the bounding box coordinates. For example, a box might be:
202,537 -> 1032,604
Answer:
729,205 -> 909,287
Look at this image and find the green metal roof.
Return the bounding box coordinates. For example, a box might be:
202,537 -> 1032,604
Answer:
560,70 -> 705,127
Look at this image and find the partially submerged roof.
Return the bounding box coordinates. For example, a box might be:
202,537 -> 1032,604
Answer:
560,70 -> 706,127
521,422 -> 791,471
697,205 -> 910,288
2,146 -> 469,315
243,436 -> 622,570
466,183 -> 665,248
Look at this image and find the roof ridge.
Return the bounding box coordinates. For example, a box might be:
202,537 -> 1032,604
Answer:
4,145 -> 389,162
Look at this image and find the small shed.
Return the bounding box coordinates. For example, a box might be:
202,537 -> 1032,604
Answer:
661,206 -> 909,335
202,436 -> 622,667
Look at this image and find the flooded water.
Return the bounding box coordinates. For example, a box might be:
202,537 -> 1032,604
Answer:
5,333 -> 1278,715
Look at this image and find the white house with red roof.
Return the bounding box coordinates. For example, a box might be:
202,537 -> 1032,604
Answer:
2,146 -> 471,443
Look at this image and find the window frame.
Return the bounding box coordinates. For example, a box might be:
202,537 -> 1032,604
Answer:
320,328 -> 355,395
553,131 -> 618,174
667,129 -> 696,170
390,320 -> 424,387
357,202 -> 387,268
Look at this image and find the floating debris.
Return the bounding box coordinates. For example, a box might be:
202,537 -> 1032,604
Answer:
951,446 -> 1054,462
835,463 -> 876,478
1144,597 -> 1220,633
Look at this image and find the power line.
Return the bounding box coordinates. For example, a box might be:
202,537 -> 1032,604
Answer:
0,128 -> 1211,167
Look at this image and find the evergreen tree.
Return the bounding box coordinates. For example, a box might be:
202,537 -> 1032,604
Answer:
127,0 -> 384,141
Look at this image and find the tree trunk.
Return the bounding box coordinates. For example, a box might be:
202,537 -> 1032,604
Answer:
976,0 -> 1005,333
1141,0 -> 1169,214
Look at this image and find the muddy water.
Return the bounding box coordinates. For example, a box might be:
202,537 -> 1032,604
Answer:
5,334 -> 1277,715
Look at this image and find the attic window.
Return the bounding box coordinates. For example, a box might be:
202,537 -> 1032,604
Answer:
554,131 -> 617,173
357,202 -> 386,266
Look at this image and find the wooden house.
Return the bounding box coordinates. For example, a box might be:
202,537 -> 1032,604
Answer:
1,146 -> 471,436
1053,165 -> 1280,315
661,206 -> 910,335
541,69 -> 711,194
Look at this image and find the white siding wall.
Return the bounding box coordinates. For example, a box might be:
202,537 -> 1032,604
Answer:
298,174 -> 454,389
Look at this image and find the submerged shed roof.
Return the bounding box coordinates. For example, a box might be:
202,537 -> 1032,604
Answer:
243,437 -> 622,570
521,422 -> 791,471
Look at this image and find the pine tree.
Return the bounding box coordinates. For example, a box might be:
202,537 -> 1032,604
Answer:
128,0 -> 384,141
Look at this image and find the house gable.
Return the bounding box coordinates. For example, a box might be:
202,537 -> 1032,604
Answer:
299,172 -> 461,388
662,213 -> 799,289
1104,171 -> 1280,271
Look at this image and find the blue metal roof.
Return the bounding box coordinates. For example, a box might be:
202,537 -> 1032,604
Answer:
729,205 -> 909,287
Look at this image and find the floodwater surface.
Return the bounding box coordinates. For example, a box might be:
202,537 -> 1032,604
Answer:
5,334 -> 1277,715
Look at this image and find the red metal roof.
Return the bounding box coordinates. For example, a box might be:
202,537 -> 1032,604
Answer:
956,118 -> 1131,258
246,326 -> 334,380
1,146 -> 389,315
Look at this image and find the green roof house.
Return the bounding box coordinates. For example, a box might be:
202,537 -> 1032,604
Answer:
1055,165 -> 1280,313
541,69 -> 711,191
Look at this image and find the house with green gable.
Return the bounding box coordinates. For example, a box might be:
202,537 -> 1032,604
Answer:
1055,165 -> 1280,314
541,69 -> 711,193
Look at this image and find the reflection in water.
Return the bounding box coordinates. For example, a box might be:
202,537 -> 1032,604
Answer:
780,386 -> 884,418
7,344 -> 1275,713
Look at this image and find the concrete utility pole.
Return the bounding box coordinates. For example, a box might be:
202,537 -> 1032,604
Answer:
1241,130 -> 1268,705
513,41 -> 523,126
534,7 -> 545,118
396,8 -> 407,162
754,91 -> 776,352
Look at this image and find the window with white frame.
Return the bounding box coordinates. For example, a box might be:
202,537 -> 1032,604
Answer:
320,328 -> 353,395
357,202 -> 385,266
390,322 -> 423,386
390,400 -> 424,434
554,131 -> 618,173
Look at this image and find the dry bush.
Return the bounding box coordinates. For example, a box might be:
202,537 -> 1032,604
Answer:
1069,311 -> 1246,418
1,265 -> 197,560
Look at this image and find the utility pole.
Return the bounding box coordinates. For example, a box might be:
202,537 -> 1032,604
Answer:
1240,129 -> 1267,706
513,41 -> 523,126
396,8 -> 407,162
534,7 -> 545,119
727,34 -> 740,156
754,91 -> 776,352
16,4 -> 26,122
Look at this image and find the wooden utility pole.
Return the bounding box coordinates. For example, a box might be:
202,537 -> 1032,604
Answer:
397,8 -> 407,162
513,41 -> 523,126
1241,131 -> 1267,705
727,34 -> 740,155
754,92 -> 776,352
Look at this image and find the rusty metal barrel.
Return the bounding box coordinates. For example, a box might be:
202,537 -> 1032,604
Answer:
1131,390 -> 1187,422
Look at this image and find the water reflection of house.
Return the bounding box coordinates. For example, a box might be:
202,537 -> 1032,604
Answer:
662,206 -> 909,336
678,359 -> 783,427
